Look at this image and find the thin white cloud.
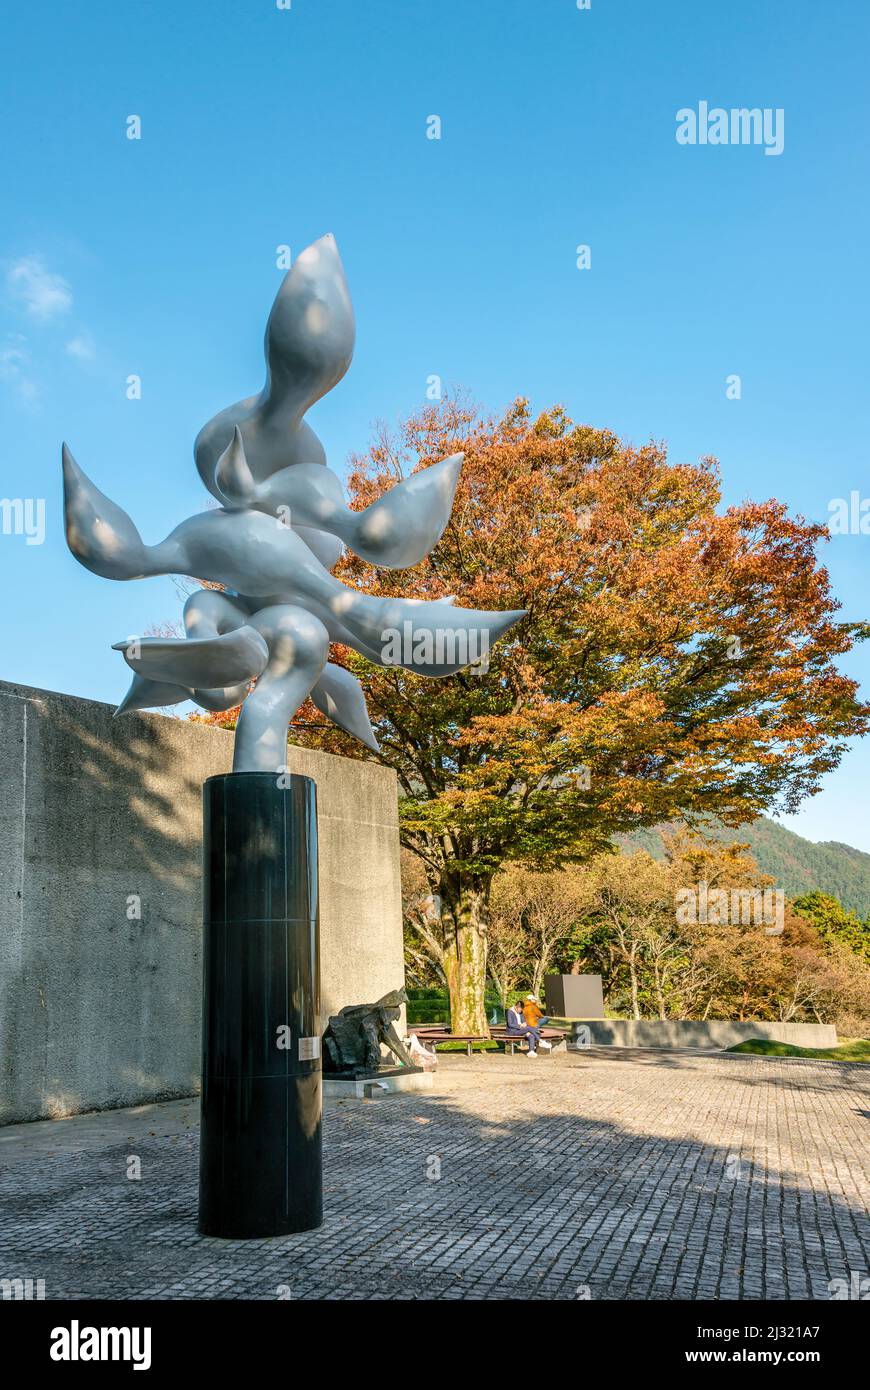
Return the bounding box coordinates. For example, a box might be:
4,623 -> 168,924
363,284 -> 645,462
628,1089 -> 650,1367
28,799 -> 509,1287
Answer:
65,331 -> 96,362
7,255 -> 72,320
0,341 -> 39,406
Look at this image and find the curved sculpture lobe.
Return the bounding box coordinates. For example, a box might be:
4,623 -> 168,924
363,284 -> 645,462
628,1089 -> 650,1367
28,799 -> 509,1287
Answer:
193,233 -> 355,497
232,606 -> 330,772
63,453 -> 524,678
213,427 -> 464,571
112,626 -> 269,687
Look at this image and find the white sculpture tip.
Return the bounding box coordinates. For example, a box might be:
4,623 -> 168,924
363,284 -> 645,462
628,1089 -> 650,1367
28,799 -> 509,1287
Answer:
215,425 -> 257,508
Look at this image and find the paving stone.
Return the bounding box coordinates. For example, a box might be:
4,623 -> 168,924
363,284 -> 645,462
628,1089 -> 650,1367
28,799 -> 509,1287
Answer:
0,1048 -> 867,1300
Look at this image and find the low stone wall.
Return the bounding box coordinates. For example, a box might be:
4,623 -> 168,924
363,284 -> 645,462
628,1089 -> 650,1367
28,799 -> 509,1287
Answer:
570,1020 -> 838,1051
0,680 -> 405,1124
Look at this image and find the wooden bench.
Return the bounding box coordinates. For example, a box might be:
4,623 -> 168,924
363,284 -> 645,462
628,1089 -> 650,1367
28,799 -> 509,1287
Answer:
408,1023 -> 567,1057
491,1026 -> 568,1055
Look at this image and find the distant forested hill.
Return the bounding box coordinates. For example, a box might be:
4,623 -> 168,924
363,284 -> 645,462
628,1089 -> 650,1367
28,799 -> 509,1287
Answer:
616,818 -> 870,919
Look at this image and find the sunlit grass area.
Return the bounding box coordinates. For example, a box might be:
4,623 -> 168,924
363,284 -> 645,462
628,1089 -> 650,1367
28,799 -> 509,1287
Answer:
727,1038 -> 870,1063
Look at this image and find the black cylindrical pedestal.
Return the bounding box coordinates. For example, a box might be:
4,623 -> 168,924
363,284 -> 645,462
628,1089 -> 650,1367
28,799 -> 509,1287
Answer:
198,772 -> 322,1237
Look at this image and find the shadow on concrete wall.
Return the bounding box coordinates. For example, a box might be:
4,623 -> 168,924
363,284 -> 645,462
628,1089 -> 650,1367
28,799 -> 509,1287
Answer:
1,678 -> 405,1126
1,681 -> 233,1123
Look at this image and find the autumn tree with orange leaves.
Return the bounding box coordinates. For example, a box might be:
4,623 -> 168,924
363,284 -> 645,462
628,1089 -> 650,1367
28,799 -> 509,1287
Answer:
203,394 -> 869,1035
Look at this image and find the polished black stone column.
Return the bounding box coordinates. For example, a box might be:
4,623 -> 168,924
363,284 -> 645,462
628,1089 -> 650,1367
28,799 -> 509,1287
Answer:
198,771 -> 322,1237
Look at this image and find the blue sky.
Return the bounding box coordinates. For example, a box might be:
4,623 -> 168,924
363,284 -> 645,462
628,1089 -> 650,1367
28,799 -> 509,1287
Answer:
1,0 -> 868,846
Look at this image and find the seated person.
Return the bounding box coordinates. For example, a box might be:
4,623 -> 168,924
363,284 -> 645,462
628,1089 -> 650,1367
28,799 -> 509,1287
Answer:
522,994 -> 551,1031
505,999 -> 551,1057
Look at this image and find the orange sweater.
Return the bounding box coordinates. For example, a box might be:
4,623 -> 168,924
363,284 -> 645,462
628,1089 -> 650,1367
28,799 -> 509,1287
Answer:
523,1000 -> 544,1026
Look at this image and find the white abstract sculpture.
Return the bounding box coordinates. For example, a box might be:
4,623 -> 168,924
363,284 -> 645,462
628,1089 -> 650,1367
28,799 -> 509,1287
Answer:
62,235 -> 524,772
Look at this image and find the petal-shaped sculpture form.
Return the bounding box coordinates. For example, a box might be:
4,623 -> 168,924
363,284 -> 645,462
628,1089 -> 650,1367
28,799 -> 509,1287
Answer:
193,234 -> 355,498
231,452 -> 463,570
111,626 -> 269,688
63,235 -> 525,771
190,684 -> 252,712
182,587 -> 251,638
214,427 -> 344,565
213,427 -> 257,509
343,454 -> 461,568
233,606 -> 330,772
63,444 -> 149,580
368,596 -> 525,677
311,663 -> 379,752
115,674 -> 193,716
292,525 -> 343,570
115,671 -> 251,717
69,451 -> 524,679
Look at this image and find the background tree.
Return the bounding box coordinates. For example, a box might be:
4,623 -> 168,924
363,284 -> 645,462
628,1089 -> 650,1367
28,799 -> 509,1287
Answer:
217,393 -> 869,1034
566,853 -> 671,1020
400,848 -> 447,988
791,890 -> 870,964
489,867 -> 587,999
618,815 -> 870,919
486,909 -> 527,1011
561,835 -> 870,1031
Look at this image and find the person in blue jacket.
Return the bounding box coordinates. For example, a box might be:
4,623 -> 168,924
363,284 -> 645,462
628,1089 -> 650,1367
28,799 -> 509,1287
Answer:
505,1000 -> 550,1057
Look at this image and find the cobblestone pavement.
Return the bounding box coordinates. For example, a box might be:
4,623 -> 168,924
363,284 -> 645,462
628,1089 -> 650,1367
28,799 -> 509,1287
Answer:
1,1048 -> 868,1301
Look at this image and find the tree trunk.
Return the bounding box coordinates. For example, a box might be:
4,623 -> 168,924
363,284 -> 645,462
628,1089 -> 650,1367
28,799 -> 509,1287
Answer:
490,970 -> 509,1009
531,956 -> 546,1000
654,964 -> 666,1021
441,879 -> 491,1036
628,945 -> 641,1021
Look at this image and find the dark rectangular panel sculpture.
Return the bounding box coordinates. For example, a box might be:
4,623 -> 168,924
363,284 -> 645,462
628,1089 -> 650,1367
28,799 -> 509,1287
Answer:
544,973 -> 605,1018
198,771 -> 322,1237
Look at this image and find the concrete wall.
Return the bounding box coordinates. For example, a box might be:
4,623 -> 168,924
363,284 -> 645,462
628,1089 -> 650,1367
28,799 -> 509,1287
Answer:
570,1020 -> 839,1051
0,680 -> 405,1124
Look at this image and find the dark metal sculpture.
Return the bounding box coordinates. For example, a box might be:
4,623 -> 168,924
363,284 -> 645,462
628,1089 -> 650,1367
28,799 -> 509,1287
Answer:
322,989 -> 416,1077
198,772 -> 321,1237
